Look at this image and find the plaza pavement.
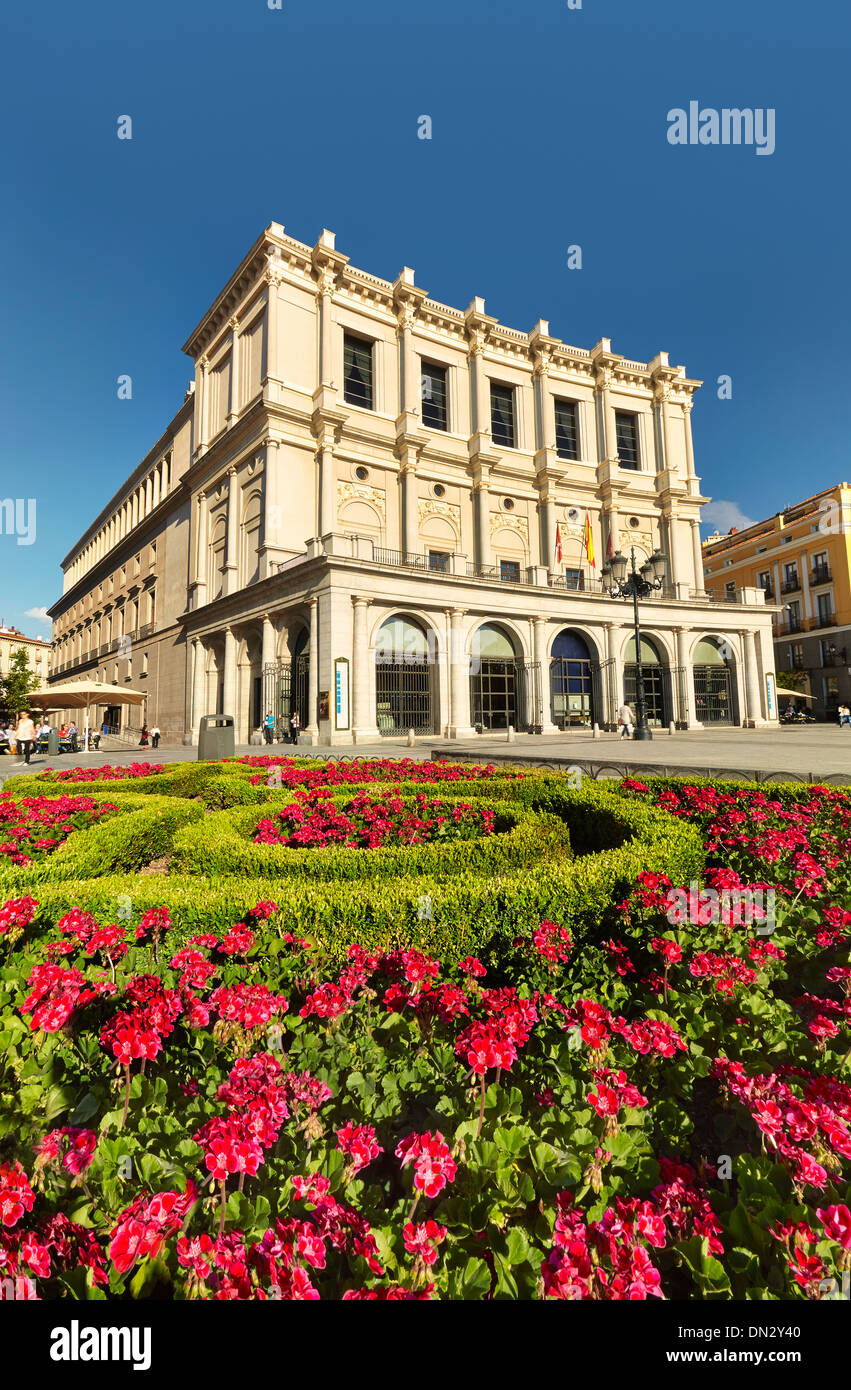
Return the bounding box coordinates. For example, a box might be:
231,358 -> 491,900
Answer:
2,726 -> 851,784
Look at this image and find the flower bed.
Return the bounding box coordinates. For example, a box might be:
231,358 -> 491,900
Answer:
253,789 -> 494,850
37,763 -> 166,784
0,764 -> 847,1302
0,794 -> 117,868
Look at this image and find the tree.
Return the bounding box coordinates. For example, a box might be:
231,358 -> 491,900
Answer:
1,648 -> 39,720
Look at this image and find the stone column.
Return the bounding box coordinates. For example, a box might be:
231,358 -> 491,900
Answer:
605,621 -> 621,729
227,317 -> 241,428
351,596 -> 378,743
261,439 -> 283,578
197,356 -> 210,454
468,334 -> 488,435
398,302 -> 420,416
262,266 -> 282,388
318,267 -> 336,389
401,463 -> 418,557
194,490 -> 209,603
305,597 -> 320,740
742,629 -> 762,727
595,367 -> 616,462
474,479 -> 492,570
224,468 -> 239,595
261,615 -> 276,670
675,626 -> 698,728
532,617 -> 557,733
222,628 -> 237,720
191,638 -> 207,739
682,399 -> 697,479
318,445 -> 336,540
448,608 -> 474,738
152,466 -> 160,509
691,521 -> 705,593
540,496 -> 557,578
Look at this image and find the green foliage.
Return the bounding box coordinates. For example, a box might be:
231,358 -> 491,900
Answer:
1,647 -> 40,720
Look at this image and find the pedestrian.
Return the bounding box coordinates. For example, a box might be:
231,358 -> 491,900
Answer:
618,700 -> 634,739
139,724 -> 149,747
289,710 -> 301,745
838,703 -> 851,729
15,710 -> 36,765
263,710 -> 275,745
150,724 -> 161,749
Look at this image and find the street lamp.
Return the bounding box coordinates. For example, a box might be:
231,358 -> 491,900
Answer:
601,546 -> 668,740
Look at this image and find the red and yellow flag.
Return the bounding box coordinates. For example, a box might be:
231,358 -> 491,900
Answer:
584,513 -> 596,568
554,523 -> 563,565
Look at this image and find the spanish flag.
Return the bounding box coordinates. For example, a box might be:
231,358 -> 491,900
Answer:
584,513 -> 596,568
554,523 -> 563,565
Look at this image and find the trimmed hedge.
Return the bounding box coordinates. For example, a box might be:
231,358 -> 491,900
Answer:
17,784 -> 704,960
0,794 -> 204,891
169,795 -> 569,882
606,773 -> 847,807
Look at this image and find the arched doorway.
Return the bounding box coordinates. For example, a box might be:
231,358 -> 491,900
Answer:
624,635 -> 672,728
261,627 -> 309,742
374,616 -> 436,735
550,629 -> 596,728
693,636 -> 736,726
471,623 -> 522,731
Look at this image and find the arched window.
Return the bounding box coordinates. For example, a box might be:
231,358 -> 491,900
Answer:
693,636 -> 736,725
241,492 -> 262,587
210,515 -> 227,600
624,635 -> 671,727
375,616 -> 435,735
551,629 -> 595,728
471,624 -> 521,730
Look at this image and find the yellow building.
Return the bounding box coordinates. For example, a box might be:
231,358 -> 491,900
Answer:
702,483 -> 851,719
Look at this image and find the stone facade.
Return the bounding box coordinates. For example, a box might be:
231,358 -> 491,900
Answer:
48,223 -> 778,742
703,484 -> 851,719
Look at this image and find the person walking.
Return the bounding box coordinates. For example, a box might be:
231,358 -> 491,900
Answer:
838,703 -> 851,729
15,710 -> 36,765
263,710 -> 275,745
289,710 -> 301,746
618,700 -> 634,739
138,724 -> 149,747
150,724 -> 161,749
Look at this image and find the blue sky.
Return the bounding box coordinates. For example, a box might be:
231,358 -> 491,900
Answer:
1,0 -> 849,637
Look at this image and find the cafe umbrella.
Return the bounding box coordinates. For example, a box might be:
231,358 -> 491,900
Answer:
26,679 -> 146,752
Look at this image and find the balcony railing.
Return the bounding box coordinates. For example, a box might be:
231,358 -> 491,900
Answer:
811,567 -> 832,586
812,614 -> 835,629
759,584 -> 774,599
784,619 -> 803,634
781,578 -> 801,595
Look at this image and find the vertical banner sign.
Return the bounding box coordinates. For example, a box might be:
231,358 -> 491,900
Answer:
335,657 -> 350,731
765,672 -> 777,720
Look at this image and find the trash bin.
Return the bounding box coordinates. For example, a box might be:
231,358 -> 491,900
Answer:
197,714 -> 235,761
48,729 -> 60,756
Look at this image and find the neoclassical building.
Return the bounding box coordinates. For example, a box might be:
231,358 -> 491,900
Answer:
48,222 -> 778,742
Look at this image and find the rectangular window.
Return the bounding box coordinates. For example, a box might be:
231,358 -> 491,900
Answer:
563,568 -> 585,591
783,562 -> 799,586
615,411 -> 640,469
499,559 -> 521,583
343,334 -> 374,409
787,600 -> 802,630
428,550 -> 450,573
554,400 -> 579,460
490,384 -> 516,448
420,362 -> 448,431
724,581 -> 737,600
789,643 -> 804,668
757,570 -> 771,593
817,592 -> 833,625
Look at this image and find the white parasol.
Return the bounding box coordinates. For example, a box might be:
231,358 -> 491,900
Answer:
26,679 -> 146,752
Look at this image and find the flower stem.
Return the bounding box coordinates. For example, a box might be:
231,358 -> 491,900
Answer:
218,1179 -> 227,1235
477,1073 -> 486,1137
120,1064 -> 131,1129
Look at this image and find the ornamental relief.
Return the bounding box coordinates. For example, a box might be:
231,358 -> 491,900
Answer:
418,498 -> 461,530
337,481 -> 386,519
489,511 -> 529,541
619,529 -> 653,555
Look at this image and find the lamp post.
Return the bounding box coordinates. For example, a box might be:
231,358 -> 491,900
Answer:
601,546 -> 668,740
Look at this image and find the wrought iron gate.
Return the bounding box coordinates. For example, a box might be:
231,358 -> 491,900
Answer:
624,663 -> 672,727
672,664 -> 690,729
591,657 -> 617,730
262,658 -> 309,741
693,663 -> 734,725
375,655 -> 434,736
551,656 -> 595,728
471,658 -> 535,731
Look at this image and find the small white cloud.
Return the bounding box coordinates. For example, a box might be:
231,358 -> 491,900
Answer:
24,606 -> 50,623
701,501 -> 756,535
